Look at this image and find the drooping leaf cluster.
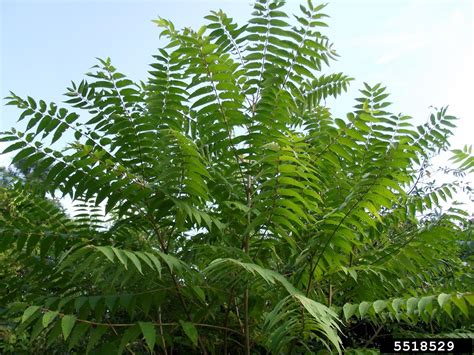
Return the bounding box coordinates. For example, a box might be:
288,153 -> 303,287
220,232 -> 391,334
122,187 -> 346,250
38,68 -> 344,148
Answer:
1,0 -> 473,353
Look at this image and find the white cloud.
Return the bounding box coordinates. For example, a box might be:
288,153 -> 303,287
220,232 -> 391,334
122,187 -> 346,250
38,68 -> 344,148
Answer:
373,32 -> 427,64
0,142 -> 13,167
350,1 -> 472,67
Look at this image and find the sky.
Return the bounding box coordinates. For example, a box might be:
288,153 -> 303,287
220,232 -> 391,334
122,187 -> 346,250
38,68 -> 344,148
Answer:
1,0 -> 473,209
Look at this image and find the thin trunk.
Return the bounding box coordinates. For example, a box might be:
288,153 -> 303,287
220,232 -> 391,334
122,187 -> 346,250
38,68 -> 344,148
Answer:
223,289 -> 235,355
328,283 -> 333,307
244,287 -> 250,355
158,307 -> 168,355
244,174 -> 252,355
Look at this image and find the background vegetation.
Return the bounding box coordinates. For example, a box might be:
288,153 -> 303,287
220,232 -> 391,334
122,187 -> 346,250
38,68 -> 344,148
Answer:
1,0 -> 472,353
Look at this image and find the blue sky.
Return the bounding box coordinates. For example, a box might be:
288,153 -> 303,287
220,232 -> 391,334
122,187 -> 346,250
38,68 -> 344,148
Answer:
1,0 -> 473,171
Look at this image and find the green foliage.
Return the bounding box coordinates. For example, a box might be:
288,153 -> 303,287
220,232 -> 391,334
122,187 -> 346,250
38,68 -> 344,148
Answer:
1,0 -> 473,353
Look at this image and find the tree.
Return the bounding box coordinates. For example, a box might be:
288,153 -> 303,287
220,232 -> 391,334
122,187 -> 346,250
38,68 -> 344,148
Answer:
1,0 -> 472,353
